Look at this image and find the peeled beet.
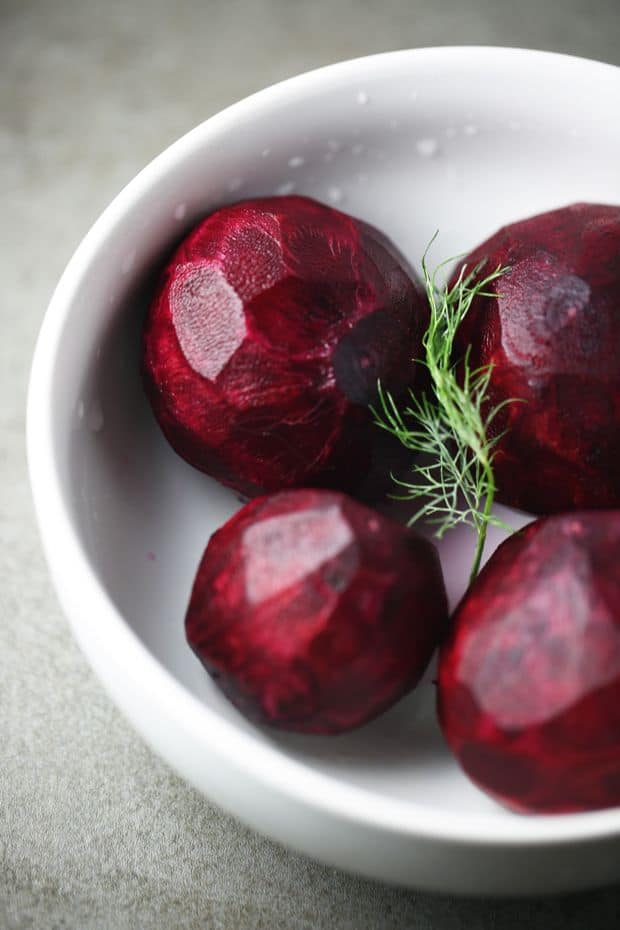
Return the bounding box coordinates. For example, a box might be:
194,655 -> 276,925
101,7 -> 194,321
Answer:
453,202 -> 620,514
186,489 -> 448,733
143,196 -> 427,498
438,511 -> 620,813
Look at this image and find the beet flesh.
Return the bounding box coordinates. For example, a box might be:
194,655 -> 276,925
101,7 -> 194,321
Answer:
143,196 -> 427,498
186,489 -> 448,733
453,202 -> 620,514
438,511 -> 620,813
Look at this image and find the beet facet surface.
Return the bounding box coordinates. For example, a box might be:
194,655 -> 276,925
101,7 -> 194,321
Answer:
186,489 -> 448,733
143,196 -> 427,497
438,511 -> 620,813
453,202 -> 620,514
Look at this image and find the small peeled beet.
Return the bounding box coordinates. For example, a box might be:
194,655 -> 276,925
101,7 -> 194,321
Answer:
453,202 -> 620,514
186,489 -> 448,733
143,195 -> 427,498
438,511 -> 620,814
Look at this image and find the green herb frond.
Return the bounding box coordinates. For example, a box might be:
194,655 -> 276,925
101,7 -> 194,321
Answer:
371,240 -> 513,581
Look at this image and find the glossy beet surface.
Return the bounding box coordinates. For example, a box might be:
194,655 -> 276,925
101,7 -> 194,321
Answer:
186,489 -> 448,733
438,512 -> 620,813
143,196 -> 427,497
454,202 -> 620,514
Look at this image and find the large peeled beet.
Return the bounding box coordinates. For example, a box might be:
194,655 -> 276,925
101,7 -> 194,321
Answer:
438,511 -> 620,814
454,203 -> 620,514
186,489 -> 448,733
142,196 -> 427,498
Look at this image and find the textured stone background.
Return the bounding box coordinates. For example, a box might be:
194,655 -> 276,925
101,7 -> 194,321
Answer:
2,0 -> 620,927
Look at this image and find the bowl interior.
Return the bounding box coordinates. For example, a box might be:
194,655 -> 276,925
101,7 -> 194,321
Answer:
53,50 -> 620,822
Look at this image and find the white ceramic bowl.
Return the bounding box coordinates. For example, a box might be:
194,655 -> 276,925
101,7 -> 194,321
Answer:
28,47 -> 620,896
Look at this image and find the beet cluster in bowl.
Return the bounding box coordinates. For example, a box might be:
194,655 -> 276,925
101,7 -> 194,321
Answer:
143,191 -> 620,817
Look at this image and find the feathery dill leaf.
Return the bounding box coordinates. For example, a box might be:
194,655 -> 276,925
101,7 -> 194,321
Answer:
371,237 -> 512,582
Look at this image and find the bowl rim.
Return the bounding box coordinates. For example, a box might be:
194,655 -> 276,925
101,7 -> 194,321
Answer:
27,45 -> 620,848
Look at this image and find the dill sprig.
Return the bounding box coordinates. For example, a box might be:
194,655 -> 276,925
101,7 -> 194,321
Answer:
371,238 -> 512,583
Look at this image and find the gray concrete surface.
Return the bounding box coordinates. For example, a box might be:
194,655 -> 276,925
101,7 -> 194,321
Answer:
2,0 -> 620,927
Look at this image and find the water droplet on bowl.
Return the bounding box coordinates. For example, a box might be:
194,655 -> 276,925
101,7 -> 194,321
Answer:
261,147 -> 271,158
121,250 -> 136,275
288,155 -> 305,168
388,119 -> 399,131
276,181 -> 295,195
356,90 -> 370,105
351,143 -> 365,156
416,137 -> 439,158
463,123 -> 478,136
77,400 -> 85,421
327,139 -> 342,152
410,90 -> 419,101
228,177 -> 243,192
327,186 -> 344,204
174,203 -> 187,221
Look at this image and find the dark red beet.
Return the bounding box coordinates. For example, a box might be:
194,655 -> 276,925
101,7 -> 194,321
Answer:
438,511 -> 620,813
186,489 -> 448,733
143,196 -> 427,498
453,203 -> 620,514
